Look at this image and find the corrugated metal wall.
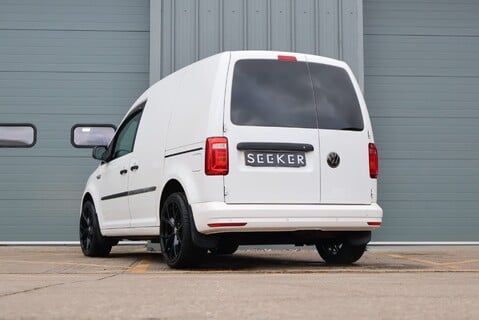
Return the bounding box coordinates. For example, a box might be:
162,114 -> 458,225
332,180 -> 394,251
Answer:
364,0 -> 479,241
0,0 -> 150,240
150,0 -> 364,88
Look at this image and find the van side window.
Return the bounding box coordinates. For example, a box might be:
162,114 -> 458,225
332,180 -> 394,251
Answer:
0,124 -> 36,148
110,111 -> 142,160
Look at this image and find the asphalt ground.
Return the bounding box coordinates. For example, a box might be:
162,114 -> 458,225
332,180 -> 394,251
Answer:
0,245 -> 478,319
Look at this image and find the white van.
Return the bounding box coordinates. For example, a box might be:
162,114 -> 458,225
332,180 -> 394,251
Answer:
80,51 -> 382,268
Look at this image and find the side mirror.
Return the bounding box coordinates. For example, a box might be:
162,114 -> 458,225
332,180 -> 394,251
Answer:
92,146 -> 108,161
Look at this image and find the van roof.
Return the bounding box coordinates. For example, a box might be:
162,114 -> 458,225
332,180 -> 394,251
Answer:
131,50 -> 350,111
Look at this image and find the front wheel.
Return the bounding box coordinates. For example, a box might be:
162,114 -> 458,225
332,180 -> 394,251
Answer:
315,240 -> 366,265
79,200 -> 112,257
160,192 -> 206,268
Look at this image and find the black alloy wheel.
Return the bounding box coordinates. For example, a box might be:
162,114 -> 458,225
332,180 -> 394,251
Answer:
315,239 -> 366,265
79,200 -> 113,257
160,192 -> 206,268
160,199 -> 183,261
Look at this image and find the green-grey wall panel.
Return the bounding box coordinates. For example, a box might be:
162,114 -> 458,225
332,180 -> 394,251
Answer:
365,0 -> 479,241
0,0 -> 149,31
223,0 -> 244,50
151,0 -> 364,89
364,0 -> 479,36
198,0 -> 221,58
0,0 -> 150,241
293,0 -> 316,54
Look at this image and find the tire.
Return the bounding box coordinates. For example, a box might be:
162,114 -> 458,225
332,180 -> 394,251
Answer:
79,200 -> 113,257
160,192 -> 206,268
316,239 -> 366,265
210,240 -> 239,255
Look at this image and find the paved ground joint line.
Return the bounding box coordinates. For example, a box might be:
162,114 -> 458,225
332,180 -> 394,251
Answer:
0,282 -> 65,299
0,258 -> 131,269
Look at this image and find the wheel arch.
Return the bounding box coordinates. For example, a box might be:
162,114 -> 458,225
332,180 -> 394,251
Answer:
159,178 -> 219,250
160,179 -> 186,212
82,192 -> 94,206
80,190 -> 105,230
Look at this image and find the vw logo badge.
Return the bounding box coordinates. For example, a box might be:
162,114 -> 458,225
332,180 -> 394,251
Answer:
327,152 -> 340,168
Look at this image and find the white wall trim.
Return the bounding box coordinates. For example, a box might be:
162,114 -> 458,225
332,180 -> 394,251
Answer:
0,241 -> 477,246
0,241 -> 147,246
370,242 -> 479,246
356,0 -> 364,91
149,0 -> 162,85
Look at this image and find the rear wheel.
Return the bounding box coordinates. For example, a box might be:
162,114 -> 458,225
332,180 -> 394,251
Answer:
79,200 -> 112,257
315,239 -> 366,265
210,240 -> 239,255
160,192 -> 206,268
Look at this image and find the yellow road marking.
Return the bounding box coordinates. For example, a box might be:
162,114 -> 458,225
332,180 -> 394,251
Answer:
370,252 -> 479,270
128,259 -> 150,273
440,259 -> 479,267
380,253 -> 448,267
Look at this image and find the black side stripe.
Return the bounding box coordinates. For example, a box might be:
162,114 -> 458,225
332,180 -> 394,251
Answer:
101,186 -> 157,201
165,147 -> 203,158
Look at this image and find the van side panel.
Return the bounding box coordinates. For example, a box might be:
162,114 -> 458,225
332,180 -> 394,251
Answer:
127,71 -> 183,228
165,53 -> 230,151
163,52 -> 230,205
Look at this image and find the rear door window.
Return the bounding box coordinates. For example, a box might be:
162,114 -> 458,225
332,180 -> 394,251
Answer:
309,63 -> 363,131
231,60 -> 317,128
230,59 -> 363,131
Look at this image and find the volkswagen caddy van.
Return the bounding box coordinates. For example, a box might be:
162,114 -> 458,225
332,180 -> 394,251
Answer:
80,51 -> 382,268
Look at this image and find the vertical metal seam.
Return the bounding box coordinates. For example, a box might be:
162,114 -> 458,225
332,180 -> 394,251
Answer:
338,0 -> 343,59
291,0 -> 295,51
357,0 -> 365,91
159,0 -> 163,79
314,0 -> 319,55
195,0 -> 199,60
267,0 -> 271,50
149,0 -> 162,83
219,0 -> 224,51
243,0 -> 248,49
171,0 -> 175,72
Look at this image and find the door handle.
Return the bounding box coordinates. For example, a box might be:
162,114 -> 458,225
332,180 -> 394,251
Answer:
120,169 -> 128,175
130,165 -> 139,172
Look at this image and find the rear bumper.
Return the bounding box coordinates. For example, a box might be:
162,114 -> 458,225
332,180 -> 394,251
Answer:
191,202 -> 383,235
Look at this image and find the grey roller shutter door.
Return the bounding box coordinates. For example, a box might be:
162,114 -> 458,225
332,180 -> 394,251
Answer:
364,0 -> 479,241
0,0 -> 149,240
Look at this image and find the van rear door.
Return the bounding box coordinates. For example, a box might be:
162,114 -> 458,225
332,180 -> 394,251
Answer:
307,57 -> 372,204
224,52 -> 321,204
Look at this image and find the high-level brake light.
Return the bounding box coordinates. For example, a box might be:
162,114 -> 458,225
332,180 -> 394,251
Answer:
277,55 -> 297,62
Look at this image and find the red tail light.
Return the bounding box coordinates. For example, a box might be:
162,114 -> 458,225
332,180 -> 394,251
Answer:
205,137 -> 228,175
369,143 -> 379,178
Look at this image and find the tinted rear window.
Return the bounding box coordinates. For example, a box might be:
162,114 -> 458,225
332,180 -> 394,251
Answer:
231,60 -> 317,128
309,63 -> 363,130
231,59 -> 363,130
